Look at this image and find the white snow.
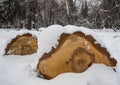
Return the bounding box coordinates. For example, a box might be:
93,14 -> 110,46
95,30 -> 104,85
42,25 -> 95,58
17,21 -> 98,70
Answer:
0,25 -> 120,85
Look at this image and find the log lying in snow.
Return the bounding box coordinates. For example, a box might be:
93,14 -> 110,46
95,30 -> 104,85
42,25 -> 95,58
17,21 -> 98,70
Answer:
5,33 -> 38,55
37,32 -> 117,79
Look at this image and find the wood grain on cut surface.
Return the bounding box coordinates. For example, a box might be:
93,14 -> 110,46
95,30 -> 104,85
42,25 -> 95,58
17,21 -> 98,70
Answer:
5,33 -> 38,55
37,32 -> 117,79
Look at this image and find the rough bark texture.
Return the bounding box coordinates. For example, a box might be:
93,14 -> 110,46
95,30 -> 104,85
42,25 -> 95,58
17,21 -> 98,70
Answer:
37,32 -> 117,79
5,33 -> 38,55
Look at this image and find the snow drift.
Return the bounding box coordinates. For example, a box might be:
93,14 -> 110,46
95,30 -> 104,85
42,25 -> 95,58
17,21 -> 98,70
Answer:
0,25 -> 119,85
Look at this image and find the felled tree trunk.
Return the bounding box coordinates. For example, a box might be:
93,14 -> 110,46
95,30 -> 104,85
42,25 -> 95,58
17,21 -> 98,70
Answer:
37,32 -> 117,79
5,33 -> 38,55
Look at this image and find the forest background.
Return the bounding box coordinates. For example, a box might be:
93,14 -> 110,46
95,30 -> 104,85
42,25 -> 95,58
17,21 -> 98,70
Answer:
0,0 -> 120,30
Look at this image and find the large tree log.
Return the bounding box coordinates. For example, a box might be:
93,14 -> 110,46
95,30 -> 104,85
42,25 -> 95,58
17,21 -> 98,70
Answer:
5,33 -> 38,55
37,32 -> 117,79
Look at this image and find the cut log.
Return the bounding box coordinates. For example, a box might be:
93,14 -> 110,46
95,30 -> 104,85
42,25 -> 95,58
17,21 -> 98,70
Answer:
5,33 -> 38,55
37,32 -> 117,79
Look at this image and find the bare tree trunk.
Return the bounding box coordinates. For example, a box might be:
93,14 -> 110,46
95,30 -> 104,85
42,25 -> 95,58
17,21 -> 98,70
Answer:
43,0 -> 50,27
65,0 -> 74,25
25,1 -> 32,30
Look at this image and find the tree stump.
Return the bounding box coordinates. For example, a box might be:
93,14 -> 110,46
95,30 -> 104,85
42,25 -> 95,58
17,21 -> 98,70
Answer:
5,33 -> 38,55
37,32 -> 117,79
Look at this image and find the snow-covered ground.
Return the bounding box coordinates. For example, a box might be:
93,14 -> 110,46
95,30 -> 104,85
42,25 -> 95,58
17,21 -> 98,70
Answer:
0,25 -> 120,85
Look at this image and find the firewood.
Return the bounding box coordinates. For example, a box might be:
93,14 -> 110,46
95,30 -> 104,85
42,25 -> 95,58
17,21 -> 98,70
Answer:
5,33 -> 38,55
37,32 -> 117,79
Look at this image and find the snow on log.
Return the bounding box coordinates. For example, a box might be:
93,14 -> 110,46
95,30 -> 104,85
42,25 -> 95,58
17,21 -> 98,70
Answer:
5,33 -> 38,55
37,31 -> 117,79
